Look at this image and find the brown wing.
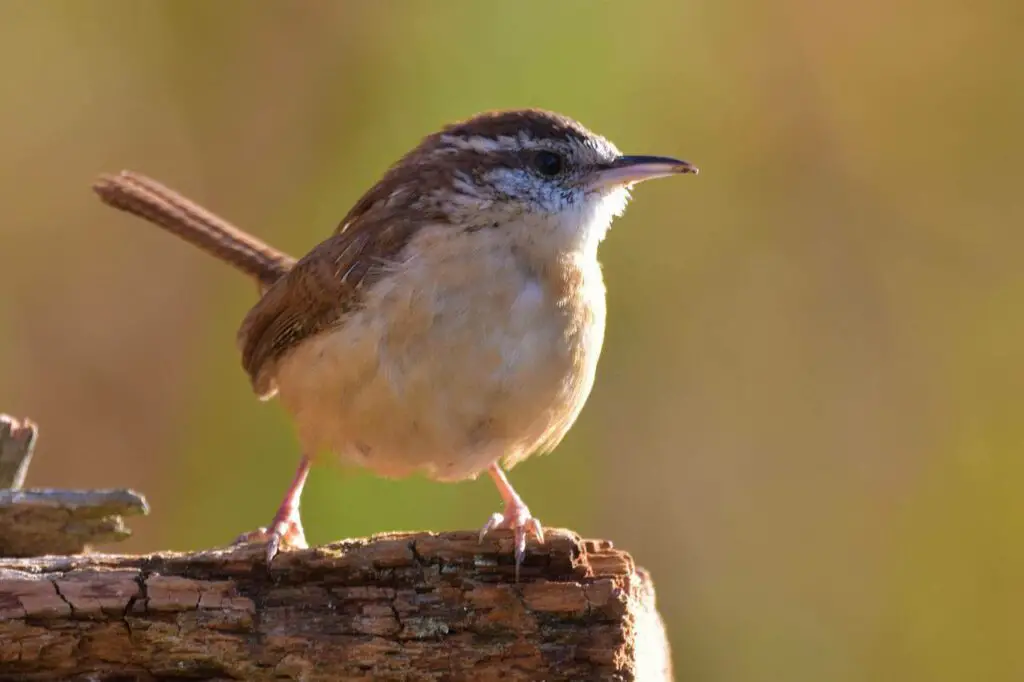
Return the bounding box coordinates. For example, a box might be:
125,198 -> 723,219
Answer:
237,211 -> 419,398
238,135 -> 463,397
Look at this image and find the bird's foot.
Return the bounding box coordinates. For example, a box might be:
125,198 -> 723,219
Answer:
479,497 -> 545,578
234,455 -> 312,563
234,506 -> 308,564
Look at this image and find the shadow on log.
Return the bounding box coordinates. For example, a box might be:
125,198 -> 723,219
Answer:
0,529 -> 671,681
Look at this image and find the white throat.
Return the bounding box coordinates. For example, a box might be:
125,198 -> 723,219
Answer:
555,186 -> 632,258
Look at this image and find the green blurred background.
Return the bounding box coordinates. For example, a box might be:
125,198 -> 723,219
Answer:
2,1 -> 1022,679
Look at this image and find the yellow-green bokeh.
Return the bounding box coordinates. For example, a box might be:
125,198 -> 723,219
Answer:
2,1 -> 1022,680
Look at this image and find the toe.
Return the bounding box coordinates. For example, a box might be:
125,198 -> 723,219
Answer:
479,512 -> 505,543
527,517 -> 545,544
235,513 -> 307,563
514,527 -> 528,569
264,520 -> 307,563
234,526 -> 271,546
265,533 -> 283,564
479,502 -> 546,579
513,516 -> 545,572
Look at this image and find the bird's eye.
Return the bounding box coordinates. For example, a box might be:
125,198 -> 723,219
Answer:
533,150 -> 564,177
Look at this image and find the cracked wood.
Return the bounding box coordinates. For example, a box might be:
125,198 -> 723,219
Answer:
0,529 -> 672,681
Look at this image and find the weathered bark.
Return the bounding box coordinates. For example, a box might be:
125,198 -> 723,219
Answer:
0,529 -> 672,681
0,489 -> 149,559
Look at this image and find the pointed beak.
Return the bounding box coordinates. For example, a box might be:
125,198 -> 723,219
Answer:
591,155 -> 699,190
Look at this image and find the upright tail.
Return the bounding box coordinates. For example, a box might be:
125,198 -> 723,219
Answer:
93,170 -> 296,290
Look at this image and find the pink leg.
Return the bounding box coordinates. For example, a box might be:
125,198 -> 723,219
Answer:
236,455 -> 311,563
479,463 -> 545,577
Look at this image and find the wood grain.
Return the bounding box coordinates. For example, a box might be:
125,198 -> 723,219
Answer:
0,529 -> 672,681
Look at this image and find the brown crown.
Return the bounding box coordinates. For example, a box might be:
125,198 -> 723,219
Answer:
432,108 -> 597,147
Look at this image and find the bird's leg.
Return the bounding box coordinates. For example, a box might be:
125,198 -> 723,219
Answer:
479,463 -> 545,577
235,455 -> 311,563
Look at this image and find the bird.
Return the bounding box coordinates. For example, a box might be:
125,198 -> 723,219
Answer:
95,109 -> 698,575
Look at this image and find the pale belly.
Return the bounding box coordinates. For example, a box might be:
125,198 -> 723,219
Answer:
272,249 -> 606,482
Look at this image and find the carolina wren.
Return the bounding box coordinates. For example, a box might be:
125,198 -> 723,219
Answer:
95,109 -> 697,572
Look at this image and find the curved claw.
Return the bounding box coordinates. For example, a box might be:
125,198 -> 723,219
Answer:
479,501 -> 545,580
479,512 -> 506,543
234,456 -> 312,564
235,512 -> 308,564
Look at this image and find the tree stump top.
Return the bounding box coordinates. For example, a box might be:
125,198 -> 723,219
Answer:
0,528 -> 671,681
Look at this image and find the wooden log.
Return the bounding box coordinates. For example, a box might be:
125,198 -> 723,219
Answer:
0,529 -> 672,681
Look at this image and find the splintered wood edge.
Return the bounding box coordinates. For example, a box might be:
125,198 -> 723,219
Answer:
0,488 -> 149,558
0,528 -> 672,681
0,413 -> 150,557
0,414 -> 38,489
